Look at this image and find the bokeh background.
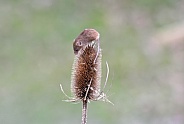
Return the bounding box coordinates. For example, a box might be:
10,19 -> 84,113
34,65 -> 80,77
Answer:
1,0 -> 184,124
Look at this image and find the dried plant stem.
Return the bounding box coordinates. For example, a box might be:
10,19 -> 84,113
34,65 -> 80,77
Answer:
82,99 -> 88,124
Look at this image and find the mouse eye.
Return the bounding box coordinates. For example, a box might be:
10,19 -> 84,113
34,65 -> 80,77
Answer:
76,41 -> 82,46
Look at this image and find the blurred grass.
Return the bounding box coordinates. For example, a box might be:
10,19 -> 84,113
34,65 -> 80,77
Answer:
1,0 -> 184,124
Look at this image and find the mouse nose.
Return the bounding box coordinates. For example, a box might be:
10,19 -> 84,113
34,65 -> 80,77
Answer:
73,46 -> 81,55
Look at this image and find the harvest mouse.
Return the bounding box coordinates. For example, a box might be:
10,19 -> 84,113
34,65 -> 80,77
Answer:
73,29 -> 100,55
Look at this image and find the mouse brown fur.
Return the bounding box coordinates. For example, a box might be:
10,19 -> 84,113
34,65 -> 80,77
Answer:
73,29 -> 100,55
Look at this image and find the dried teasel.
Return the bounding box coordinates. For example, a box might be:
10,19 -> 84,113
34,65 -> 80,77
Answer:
71,42 -> 102,101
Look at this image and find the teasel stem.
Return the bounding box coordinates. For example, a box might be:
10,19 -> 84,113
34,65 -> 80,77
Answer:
82,99 -> 88,124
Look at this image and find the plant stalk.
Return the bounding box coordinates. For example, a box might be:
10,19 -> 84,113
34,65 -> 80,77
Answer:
81,99 -> 88,124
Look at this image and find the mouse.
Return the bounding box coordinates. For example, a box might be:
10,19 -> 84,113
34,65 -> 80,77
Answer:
73,29 -> 100,55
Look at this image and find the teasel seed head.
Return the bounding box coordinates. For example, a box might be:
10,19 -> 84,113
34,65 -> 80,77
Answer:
71,42 -> 101,101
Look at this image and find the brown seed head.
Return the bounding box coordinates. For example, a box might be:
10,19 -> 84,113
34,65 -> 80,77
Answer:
71,44 -> 101,100
73,29 -> 100,55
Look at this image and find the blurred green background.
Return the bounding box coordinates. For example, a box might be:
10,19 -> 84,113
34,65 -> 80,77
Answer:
1,0 -> 184,124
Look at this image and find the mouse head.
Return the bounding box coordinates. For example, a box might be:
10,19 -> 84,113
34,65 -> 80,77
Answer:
73,29 -> 100,55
